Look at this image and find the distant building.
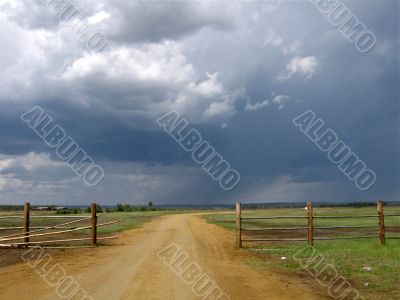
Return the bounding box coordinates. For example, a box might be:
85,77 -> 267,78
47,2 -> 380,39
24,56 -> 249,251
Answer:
32,206 -> 66,211
33,206 -> 49,211
55,207 -> 67,210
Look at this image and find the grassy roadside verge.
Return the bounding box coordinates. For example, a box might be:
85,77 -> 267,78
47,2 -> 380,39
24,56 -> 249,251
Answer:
203,207 -> 400,300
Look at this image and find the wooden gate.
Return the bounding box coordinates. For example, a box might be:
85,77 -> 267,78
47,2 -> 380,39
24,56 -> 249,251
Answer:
0,203 -> 117,248
236,200 -> 400,248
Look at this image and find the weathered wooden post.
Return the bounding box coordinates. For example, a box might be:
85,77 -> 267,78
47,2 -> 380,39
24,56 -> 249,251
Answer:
377,199 -> 385,245
236,201 -> 242,248
91,203 -> 97,245
307,202 -> 313,246
23,202 -> 30,244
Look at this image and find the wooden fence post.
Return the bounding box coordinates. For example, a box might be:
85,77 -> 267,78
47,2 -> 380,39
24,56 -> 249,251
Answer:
23,202 -> 30,244
91,203 -> 97,245
236,201 -> 242,248
377,199 -> 385,245
307,202 -> 313,246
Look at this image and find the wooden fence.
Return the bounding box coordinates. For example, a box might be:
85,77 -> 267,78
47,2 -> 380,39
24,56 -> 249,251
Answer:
0,203 -> 118,249
236,200 -> 400,248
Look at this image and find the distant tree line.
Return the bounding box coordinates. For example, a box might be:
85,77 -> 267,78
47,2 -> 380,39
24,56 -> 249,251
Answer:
319,202 -> 386,208
56,205 -> 104,214
0,202 -> 163,213
241,201 -> 393,209
110,202 -> 164,212
57,203 -> 165,213
56,208 -> 85,214
0,205 -> 24,211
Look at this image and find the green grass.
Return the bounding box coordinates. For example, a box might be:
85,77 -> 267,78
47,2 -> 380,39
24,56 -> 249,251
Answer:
203,206 -> 400,300
96,211 -> 177,234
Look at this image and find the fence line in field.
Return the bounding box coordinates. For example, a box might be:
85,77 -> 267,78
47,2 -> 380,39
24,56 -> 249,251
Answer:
0,227 -> 78,230
236,200 -> 400,247
0,203 -> 117,248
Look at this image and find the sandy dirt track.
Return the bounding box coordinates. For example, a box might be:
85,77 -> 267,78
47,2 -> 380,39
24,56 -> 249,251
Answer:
0,214 -> 327,300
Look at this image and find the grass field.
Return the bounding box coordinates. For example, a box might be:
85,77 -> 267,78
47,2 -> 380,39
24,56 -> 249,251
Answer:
203,206 -> 400,300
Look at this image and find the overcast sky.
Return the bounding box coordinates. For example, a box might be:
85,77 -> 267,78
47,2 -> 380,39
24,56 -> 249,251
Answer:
0,0 -> 398,205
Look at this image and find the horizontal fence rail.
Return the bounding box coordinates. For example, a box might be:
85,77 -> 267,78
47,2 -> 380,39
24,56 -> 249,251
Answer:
241,238 -> 308,242
241,216 -> 308,219
0,221 -> 118,242
30,216 -> 92,219
235,199 -> 399,248
0,203 -> 118,249
1,236 -> 118,247
242,227 -> 308,231
313,215 -> 380,218
0,217 -> 92,240
314,225 -> 379,229
0,226 -> 78,230
314,236 -> 380,240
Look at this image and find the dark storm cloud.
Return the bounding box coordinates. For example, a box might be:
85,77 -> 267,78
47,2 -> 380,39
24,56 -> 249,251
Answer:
0,0 -> 398,205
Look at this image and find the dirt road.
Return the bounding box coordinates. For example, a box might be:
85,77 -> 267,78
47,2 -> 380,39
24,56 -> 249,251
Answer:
0,214 -> 326,300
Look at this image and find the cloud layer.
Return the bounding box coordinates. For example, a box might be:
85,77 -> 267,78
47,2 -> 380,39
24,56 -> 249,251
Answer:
0,0 -> 398,205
